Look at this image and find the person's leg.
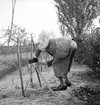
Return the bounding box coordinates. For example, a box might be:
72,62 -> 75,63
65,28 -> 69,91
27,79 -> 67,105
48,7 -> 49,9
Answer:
68,49 -> 76,72
52,58 -> 68,91
58,77 -> 64,87
52,77 -> 67,91
64,75 -> 71,86
65,49 -> 76,87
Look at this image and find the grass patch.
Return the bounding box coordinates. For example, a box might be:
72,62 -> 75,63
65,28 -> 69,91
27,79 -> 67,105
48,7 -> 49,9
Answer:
0,55 -> 28,80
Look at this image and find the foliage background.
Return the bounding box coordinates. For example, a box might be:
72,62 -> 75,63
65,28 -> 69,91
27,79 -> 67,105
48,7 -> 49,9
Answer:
74,27 -> 100,76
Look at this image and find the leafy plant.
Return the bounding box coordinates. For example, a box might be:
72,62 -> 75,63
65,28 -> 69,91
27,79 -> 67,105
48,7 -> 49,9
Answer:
75,28 -> 100,75
54,0 -> 100,43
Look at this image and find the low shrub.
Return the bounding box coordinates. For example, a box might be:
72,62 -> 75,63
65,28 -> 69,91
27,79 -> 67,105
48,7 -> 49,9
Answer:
75,28 -> 100,76
0,55 -> 28,79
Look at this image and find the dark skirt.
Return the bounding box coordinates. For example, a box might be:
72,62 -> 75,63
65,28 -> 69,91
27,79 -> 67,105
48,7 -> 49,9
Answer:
52,48 -> 76,78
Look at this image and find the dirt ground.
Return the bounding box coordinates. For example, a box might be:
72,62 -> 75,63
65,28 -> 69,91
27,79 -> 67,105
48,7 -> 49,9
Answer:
0,62 -> 99,105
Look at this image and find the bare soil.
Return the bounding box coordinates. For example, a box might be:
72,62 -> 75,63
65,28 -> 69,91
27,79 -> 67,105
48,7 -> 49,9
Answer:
0,62 -> 99,105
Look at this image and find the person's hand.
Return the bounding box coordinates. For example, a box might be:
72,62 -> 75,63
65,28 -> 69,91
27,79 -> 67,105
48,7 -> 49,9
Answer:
28,57 -> 38,64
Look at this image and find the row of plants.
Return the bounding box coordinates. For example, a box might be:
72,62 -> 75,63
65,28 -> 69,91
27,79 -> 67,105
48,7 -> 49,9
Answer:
0,54 -> 29,79
75,28 -> 100,76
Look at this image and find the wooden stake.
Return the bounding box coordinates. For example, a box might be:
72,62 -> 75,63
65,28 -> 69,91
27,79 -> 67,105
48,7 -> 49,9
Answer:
35,68 -> 42,88
8,0 -> 16,46
24,40 -> 29,71
17,38 -> 25,97
34,66 -> 54,94
20,42 -> 22,59
29,34 -> 34,88
31,35 -> 42,88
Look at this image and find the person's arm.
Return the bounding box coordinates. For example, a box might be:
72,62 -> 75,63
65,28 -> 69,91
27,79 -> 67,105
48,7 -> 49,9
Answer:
36,59 -> 54,67
28,49 -> 42,64
35,49 -> 42,58
28,40 -> 50,64
47,59 -> 54,67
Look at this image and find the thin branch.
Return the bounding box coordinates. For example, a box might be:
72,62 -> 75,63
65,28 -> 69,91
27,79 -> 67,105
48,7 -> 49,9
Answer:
8,0 -> 16,46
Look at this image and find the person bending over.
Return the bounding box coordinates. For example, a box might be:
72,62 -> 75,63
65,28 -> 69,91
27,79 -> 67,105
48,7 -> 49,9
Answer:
29,36 -> 77,91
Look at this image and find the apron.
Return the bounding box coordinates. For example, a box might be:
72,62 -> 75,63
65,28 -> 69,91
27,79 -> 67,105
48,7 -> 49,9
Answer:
48,40 -> 77,78
53,47 -> 76,77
